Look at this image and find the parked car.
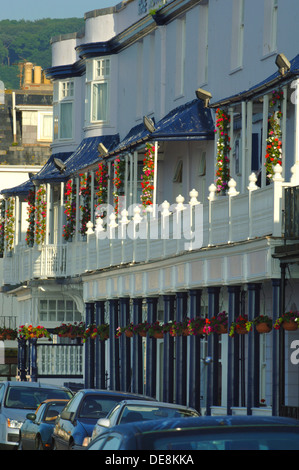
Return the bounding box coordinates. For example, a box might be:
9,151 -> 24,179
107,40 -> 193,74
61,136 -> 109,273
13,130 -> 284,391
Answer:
88,415 -> 299,451
0,381 -> 73,450
52,389 -> 156,450
91,399 -> 200,441
19,399 -> 69,450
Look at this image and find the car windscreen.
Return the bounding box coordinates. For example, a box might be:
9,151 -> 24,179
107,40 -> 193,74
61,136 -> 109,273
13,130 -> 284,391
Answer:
140,427 -> 299,450
79,396 -> 130,419
120,405 -> 198,424
5,387 -> 72,410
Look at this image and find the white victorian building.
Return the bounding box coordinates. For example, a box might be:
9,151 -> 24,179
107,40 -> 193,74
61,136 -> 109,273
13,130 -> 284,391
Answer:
1,0 -> 299,417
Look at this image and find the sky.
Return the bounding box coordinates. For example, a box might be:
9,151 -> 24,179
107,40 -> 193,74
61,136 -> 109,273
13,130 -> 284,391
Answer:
0,0 -> 118,21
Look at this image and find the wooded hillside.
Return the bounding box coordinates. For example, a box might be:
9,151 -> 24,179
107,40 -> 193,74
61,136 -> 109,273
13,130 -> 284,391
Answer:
0,18 -> 84,89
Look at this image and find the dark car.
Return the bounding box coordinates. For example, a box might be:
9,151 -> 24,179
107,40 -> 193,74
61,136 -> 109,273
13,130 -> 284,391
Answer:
52,389 -> 155,450
87,415 -> 299,451
0,381 -> 73,450
91,399 -> 200,441
19,399 -> 69,450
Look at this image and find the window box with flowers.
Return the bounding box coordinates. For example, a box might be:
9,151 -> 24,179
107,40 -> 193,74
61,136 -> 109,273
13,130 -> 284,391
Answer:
63,179 -> 76,241
25,188 -> 35,247
274,311 -> 299,331
53,322 -> 86,338
215,108 -> 231,194
18,324 -> 51,340
140,142 -> 155,208
265,89 -> 283,179
4,197 -> 15,252
35,186 -> 47,245
0,327 -> 17,340
79,173 -> 91,236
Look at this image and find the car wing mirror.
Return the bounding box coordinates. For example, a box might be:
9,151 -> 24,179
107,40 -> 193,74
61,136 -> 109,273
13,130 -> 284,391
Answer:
26,413 -> 36,421
96,418 -> 110,428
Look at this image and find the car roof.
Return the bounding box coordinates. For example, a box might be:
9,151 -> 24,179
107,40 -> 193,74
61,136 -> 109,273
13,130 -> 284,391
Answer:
113,400 -> 198,411
76,389 -> 155,400
3,381 -> 70,390
97,415 -> 299,438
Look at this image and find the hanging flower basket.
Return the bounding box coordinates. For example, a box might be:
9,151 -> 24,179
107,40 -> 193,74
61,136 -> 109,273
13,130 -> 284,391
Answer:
169,318 -> 190,337
148,321 -> 164,338
253,315 -> 273,334
256,323 -> 272,334
282,320 -> 298,331
83,323 -> 109,342
229,315 -> 251,337
125,330 -> 134,338
187,317 -> 206,336
274,311 -> 299,331
210,311 -> 228,334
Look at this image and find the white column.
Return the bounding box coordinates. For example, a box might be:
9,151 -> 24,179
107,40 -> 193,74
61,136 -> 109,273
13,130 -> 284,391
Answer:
133,151 -> 138,207
90,171 -> 94,224
281,85 -> 287,180
229,107 -> 234,178
241,101 -> 247,192
60,182 -> 64,244
45,183 -> 51,245
246,100 -> 253,191
15,196 -> 20,246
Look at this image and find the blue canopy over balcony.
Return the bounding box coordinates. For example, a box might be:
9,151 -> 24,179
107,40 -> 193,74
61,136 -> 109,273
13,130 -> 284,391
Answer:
151,98 -> 214,141
1,178 -> 35,197
32,134 -> 119,184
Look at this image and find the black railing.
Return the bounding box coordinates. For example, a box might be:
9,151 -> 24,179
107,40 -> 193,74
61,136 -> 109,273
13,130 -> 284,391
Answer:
284,186 -> 299,239
280,405 -> 299,420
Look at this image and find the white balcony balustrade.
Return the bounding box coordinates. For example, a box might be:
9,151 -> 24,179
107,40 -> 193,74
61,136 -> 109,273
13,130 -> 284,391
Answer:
3,165 -> 288,284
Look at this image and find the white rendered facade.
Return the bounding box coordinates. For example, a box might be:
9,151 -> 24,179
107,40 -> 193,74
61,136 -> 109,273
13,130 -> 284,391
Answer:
1,0 -> 299,414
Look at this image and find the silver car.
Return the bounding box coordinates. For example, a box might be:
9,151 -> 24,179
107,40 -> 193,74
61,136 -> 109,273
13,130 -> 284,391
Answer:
91,399 -> 200,441
0,381 -> 72,449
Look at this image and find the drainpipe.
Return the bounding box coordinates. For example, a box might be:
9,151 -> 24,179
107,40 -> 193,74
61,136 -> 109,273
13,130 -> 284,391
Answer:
12,92 -> 17,144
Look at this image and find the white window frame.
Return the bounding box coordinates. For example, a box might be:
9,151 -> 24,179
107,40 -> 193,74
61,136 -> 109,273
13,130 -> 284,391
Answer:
37,110 -> 53,141
86,58 -> 110,124
52,79 -> 74,141
263,0 -> 278,56
231,0 -> 244,72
